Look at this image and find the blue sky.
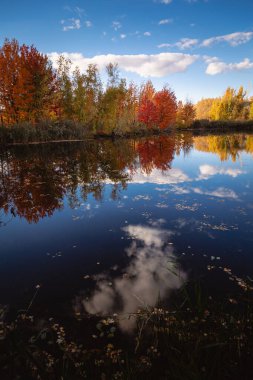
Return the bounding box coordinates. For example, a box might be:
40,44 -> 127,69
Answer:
1,0 -> 253,101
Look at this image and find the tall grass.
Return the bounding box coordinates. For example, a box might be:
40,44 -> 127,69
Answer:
0,269 -> 253,379
0,121 -> 91,145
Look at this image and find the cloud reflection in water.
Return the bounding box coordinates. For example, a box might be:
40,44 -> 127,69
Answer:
81,223 -> 186,331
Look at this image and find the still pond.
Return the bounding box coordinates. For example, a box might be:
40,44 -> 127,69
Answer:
0,132 -> 253,332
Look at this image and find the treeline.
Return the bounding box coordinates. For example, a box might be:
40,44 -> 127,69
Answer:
0,39 -> 196,136
195,87 -> 253,122
0,38 -> 253,142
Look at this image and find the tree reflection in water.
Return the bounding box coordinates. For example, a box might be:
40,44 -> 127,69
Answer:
0,133 -> 252,224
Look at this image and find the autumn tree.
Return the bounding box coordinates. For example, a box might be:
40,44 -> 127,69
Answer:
176,100 -> 195,126
153,86 -> 177,129
209,98 -> 221,121
72,67 -> 86,123
83,64 -> 102,131
98,63 -> 128,134
210,86 -> 249,121
0,39 -> 56,125
73,64 -> 102,130
115,82 -> 139,133
56,55 -> 74,120
250,99 -> 253,120
138,81 -> 158,129
195,98 -> 215,120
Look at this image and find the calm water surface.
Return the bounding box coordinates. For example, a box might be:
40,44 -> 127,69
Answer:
0,133 -> 253,330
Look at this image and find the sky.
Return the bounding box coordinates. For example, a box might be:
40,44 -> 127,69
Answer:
1,0 -> 253,102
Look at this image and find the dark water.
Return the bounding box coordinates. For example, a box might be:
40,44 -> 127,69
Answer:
0,133 -> 253,331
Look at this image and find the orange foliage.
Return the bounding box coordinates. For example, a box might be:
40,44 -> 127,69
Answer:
138,98 -> 158,129
154,87 -> 177,129
137,136 -> 175,174
138,81 -> 158,129
0,39 -> 57,125
138,82 -> 177,130
0,39 -> 177,132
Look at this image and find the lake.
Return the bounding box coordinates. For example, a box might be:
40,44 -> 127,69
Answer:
0,132 -> 253,332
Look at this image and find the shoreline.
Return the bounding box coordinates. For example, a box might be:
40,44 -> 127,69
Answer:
1,121 -> 253,146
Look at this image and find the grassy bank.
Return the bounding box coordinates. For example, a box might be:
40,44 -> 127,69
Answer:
185,119 -> 253,132
1,120 -> 253,145
0,121 -> 91,145
1,269 -> 253,380
0,121 -> 162,145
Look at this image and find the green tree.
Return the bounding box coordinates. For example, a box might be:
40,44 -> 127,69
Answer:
56,55 -> 74,120
72,64 -> 102,130
98,64 -> 128,134
72,67 -> 86,123
83,64 -> 102,131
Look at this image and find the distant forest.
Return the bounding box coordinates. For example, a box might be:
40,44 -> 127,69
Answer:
0,39 -> 253,135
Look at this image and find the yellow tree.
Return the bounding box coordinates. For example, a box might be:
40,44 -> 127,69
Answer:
176,100 -> 195,126
195,98 -> 215,120
250,99 -> 253,119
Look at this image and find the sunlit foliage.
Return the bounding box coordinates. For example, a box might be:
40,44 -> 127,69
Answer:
0,39 -> 56,125
176,100 -> 196,126
0,39 -> 253,134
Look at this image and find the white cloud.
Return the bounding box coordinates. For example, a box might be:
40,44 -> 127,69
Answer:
144,31 -> 151,36
128,168 -> 191,184
158,38 -> 199,50
120,34 -> 127,39
124,225 -> 172,248
81,224 -> 186,331
112,21 -> 122,31
157,43 -> 170,49
176,38 -> 199,49
159,18 -> 173,25
192,187 -> 238,199
198,165 -> 245,179
202,31 -> 253,47
104,167 -> 191,185
62,18 -> 81,32
203,55 -> 219,64
169,185 -> 190,194
206,58 -> 253,75
158,31 -> 253,52
84,20 -> 92,28
48,52 -> 198,78
157,0 -> 173,3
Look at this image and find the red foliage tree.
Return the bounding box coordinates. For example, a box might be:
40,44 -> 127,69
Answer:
138,81 -> 158,129
0,39 -> 57,125
138,98 -> 158,129
154,87 -> 177,129
138,82 -> 177,130
137,136 -> 175,174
